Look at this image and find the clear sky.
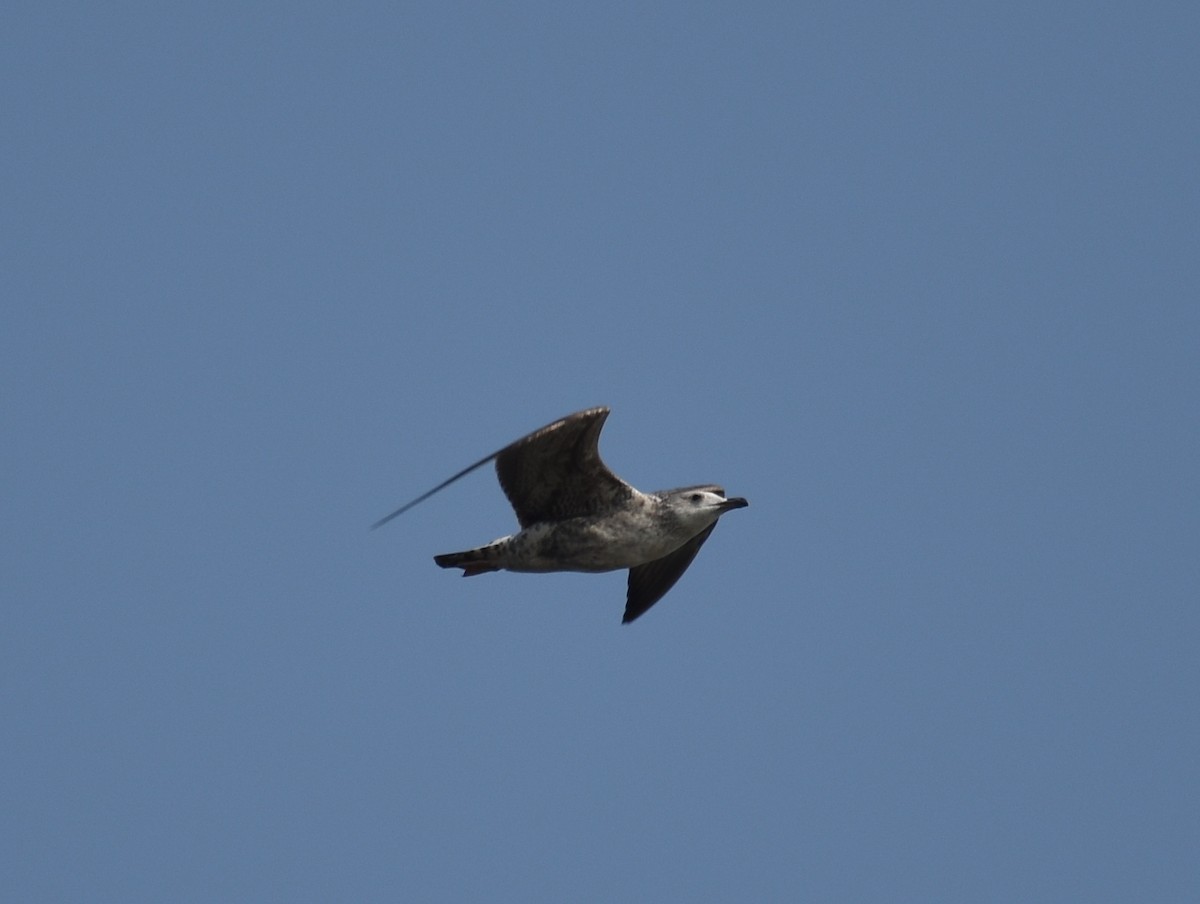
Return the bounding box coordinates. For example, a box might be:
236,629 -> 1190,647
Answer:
4,2 -> 1197,901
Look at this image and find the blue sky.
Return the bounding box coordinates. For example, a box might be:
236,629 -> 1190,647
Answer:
4,2 -> 1198,901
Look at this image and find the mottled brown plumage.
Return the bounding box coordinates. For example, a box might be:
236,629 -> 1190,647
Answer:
494,408 -> 634,527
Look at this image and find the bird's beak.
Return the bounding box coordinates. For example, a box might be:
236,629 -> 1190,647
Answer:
720,496 -> 749,511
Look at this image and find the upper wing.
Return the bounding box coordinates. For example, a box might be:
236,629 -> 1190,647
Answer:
494,407 -> 635,527
371,406 -> 631,531
622,522 -> 719,624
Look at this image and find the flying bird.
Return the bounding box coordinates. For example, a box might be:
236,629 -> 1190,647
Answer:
372,406 -> 747,623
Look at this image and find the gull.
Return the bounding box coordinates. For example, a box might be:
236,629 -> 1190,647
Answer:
372,407 -> 747,623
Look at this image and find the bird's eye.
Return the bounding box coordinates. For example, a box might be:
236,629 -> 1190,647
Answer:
690,493 -> 703,502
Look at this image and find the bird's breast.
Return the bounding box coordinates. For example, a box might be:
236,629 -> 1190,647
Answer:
506,508 -> 693,573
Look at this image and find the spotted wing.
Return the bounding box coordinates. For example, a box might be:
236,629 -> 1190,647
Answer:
622,522 -> 718,624
495,406 -> 635,528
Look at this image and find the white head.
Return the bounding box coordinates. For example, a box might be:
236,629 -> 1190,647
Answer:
660,485 -> 749,531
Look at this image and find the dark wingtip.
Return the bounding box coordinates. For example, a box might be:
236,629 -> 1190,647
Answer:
371,446 -> 506,531
370,509 -> 404,531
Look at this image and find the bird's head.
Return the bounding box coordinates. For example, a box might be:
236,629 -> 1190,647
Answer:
660,485 -> 749,530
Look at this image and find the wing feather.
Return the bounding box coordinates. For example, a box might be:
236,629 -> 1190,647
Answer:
371,406 -> 633,530
622,522 -> 718,623
494,407 -> 634,527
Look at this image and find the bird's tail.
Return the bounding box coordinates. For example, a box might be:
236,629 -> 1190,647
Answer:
434,546 -> 503,578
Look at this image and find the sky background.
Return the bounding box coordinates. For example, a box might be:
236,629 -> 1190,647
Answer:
4,2 -> 1198,901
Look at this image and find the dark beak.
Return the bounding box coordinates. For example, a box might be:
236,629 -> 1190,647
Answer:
720,496 -> 749,511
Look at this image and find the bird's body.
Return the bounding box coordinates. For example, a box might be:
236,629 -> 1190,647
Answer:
436,489 -> 717,574
373,407 -> 747,623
